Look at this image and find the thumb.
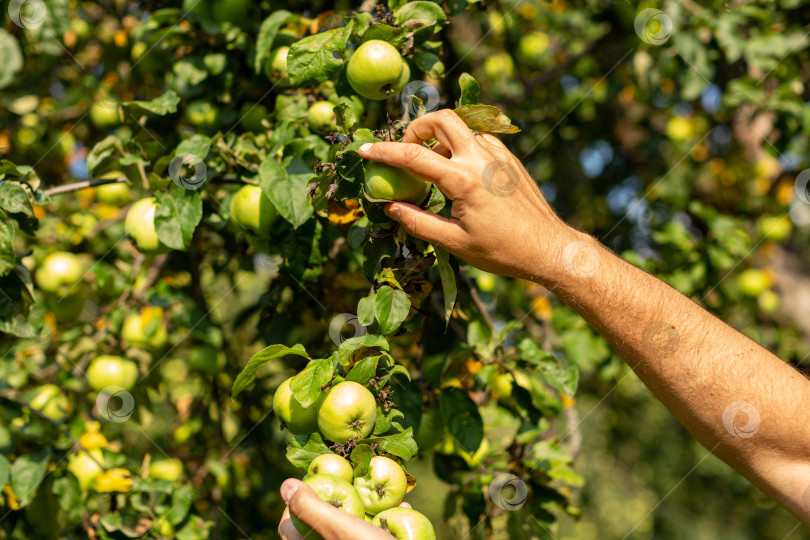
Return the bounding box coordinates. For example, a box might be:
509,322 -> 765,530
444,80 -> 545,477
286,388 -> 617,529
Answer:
283,479 -> 367,540
385,202 -> 465,250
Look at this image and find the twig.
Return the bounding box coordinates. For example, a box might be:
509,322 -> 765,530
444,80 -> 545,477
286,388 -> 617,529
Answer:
43,176 -> 128,197
460,272 -> 496,335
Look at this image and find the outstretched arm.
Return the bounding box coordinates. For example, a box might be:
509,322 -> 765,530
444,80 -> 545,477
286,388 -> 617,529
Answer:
357,109 -> 810,526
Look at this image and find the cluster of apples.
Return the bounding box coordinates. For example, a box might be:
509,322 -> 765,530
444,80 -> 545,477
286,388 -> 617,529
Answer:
273,378 -> 436,540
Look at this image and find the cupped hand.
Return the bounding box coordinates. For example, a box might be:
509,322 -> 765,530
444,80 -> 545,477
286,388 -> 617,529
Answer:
357,109 -> 578,283
278,479 -> 409,540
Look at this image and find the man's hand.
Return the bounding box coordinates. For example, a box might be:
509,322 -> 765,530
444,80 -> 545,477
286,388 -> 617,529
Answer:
358,109 -> 578,283
278,479 -> 406,540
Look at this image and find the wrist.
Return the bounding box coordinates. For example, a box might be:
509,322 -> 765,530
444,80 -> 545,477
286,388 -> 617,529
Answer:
531,225 -> 604,290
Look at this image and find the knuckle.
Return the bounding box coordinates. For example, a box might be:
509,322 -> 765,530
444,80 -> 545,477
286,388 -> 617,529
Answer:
402,143 -> 424,161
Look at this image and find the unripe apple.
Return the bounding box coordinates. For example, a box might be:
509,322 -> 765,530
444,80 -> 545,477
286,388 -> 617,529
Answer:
308,101 -> 337,133
272,377 -> 323,434
125,197 -> 168,253
489,373 -> 513,400
372,507 -> 436,540
758,215 -> 792,242
317,381 -> 377,443
291,474 -> 365,539
28,384 -> 72,423
483,52 -> 514,80
353,456 -> 407,515
264,47 -> 290,85
347,40 -> 409,100
122,307 -> 168,350
36,252 -> 84,294
517,32 -> 550,64
96,175 -> 131,206
364,162 -> 431,204
738,269 -> 772,297
149,458 -> 184,481
90,98 -> 121,129
229,184 -> 278,234
307,454 -> 354,483
758,289 -> 780,313
87,355 -> 139,391
185,100 -> 221,132
67,448 -> 104,491
188,345 -> 222,375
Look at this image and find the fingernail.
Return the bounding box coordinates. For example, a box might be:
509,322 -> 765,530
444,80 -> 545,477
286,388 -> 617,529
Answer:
359,143 -> 373,154
280,479 -> 299,503
385,204 -> 401,220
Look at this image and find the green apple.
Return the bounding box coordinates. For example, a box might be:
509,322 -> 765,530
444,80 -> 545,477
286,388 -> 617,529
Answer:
67,448 -> 104,491
372,507 -> 436,540
36,252 -> 84,294
188,346 -> 222,375
28,384 -> 72,423
483,52 -> 514,80
264,47 -> 290,85
211,0 -> 252,28
122,309 -> 168,350
291,474 -> 365,540
125,197 -> 168,253
87,355 -> 139,392
517,32 -> 549,64
758,215 -> 792,242
308,101 -> 337,133
347,40 -> 409,100
96,176 -> 131,206
758,289 -> 780,313
353,456 -> 407,515
307,454 -> 353,483
229,184 -> 277,234
239,104 -> 268,132
185,100 -> 221,131
90,98 -> 121,129
149,458 -> 183,481
272,377 -> 323,434
489,373 -> 513,400
364,162 -> 431,204
738,269 -> 772,297
317,381 -> 377,443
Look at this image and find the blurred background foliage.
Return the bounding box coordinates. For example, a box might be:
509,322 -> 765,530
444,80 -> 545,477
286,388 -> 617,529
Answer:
1,0 -> 809,538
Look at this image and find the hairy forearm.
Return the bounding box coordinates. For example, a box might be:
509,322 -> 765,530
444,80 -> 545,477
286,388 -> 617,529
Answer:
539,228 -> 810,523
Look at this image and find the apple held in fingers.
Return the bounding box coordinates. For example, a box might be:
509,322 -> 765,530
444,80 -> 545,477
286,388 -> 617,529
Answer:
308,453 -> 354,483
317,381 -> 377,443
353,456 -> 408,515
273,377 -> 323,434
372,507 -> 436,540
364,162 -> 431,204
291,474 -> 365,540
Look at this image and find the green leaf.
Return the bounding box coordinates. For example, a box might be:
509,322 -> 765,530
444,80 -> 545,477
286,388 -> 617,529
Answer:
434,247 -> 456,325
86,136 -> 122,174
337,335 -> 389,370
122,90 -> 180,116
394,2 -> 447,28
255,10 -> 296,73
373,406 -> 405,435
154,183 -> 203,250
0,454 -> 9,488
10,450 -> 51,508
414,52 -> 445,79
379,364 -> 410,387
290,357 -> 334,408
333,103 -> 356,135
439,388 -> 483,454
453,104 -> 519,134
0,217 -> 14,276
0,181 -> 33,217
0,30 -> 23,89
286,433 -> 331,470
374,286 -> 411,334
458,73 -> 480,106
167,485 -> 194,525
288,23 -> 354,87
363,237 -> 397,281
360,429 -> 418,461
361,24 -> 410,47
232,344 -> 310,398
350,444 -> 374,477
175,134 -> 211,162
357,294 -> 376,326
259,156 -> 315,228
345,355 -> 379,385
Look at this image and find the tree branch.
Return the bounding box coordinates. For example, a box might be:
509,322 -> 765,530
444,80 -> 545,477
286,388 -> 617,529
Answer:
43,176 -> 128,197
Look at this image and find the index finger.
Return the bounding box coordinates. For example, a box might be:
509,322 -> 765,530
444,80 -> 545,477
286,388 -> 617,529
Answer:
401,109 -> 476,155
